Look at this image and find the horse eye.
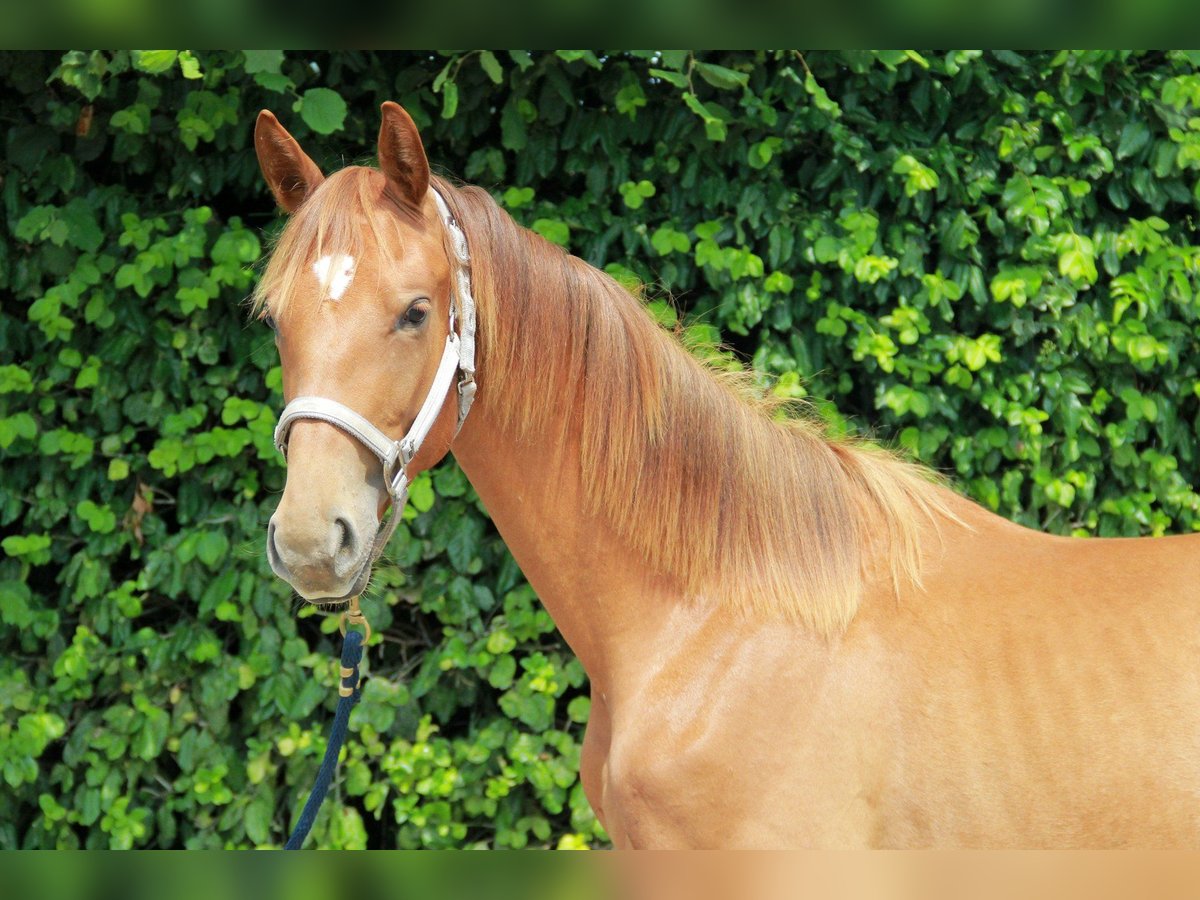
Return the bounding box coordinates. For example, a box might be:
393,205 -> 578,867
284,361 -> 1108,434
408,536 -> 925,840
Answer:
262,314 -> 277,332
401,304 -> 429,328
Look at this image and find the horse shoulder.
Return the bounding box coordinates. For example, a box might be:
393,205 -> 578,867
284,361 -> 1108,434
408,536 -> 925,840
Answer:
595,615 -> 899,848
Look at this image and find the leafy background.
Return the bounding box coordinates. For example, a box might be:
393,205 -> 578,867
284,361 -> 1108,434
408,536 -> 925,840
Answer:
3,50 -> 1200,848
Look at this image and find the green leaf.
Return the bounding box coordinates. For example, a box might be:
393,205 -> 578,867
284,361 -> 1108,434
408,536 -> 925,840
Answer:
39,793 -> 67,822
619,180 -> 655,209
243,50 -> 284,74
195,531 -> 230,569
0,413 -> 37,449
681,93 -> 728,142
298,88 -> 348,135
409,471 -> 435,512
555,50 -> 602,69
615,82 -> 647,117
659,50 -> 689,70
133,708 -> 169,760
1045,479 -> 1076,508
0,365 -> 34,394
254,72 -> 293,93
2,533 -> 52,562
1116,121 -> 1151,159
764,271 -> 794,293
51,50 -> 107,100
651,226 -> 690,256
500,98 -> 527,151
694,61 -> 749,90
892,154 -> 939,195
61,199 -> 103,253
245,797 -> 274,845
479,51 -> 504,84
567,696 -> 591,723
0,581 -> 33,627
489,655 -> 516,689
447,517 -> 480,573
441,81 -> 459,119
178,51 -> 202,80
131,50 -> 178,75
531,218 -> 570,247
486,630 -> 516,655
648,68 -> 688,89
76,500 -> 116,534
805,72 -> 841,118
502,186 -> 535,209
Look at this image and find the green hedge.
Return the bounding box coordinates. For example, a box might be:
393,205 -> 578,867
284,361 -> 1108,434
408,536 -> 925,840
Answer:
4,50 -> 1200,848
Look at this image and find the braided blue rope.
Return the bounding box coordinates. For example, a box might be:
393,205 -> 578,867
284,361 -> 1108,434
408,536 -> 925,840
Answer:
284,628 -> 364,850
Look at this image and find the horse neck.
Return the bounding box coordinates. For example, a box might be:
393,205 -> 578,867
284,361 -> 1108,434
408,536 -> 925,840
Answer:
439,186 -> 952,678
450,401 -> 677,685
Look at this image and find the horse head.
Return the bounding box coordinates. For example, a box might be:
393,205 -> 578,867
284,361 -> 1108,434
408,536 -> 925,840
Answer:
254,102 -> 474,602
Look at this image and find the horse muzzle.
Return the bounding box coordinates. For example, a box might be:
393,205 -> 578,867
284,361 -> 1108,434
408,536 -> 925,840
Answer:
267,511 -> 373,602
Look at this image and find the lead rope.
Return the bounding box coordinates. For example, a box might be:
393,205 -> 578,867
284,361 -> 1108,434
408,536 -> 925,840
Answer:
283,597 -> 372,850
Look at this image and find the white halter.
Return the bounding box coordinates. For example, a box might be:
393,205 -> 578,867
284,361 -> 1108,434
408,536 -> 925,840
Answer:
273,188 -> 477,562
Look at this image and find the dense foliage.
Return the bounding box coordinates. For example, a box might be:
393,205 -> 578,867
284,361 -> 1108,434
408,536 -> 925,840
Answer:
4,50 -> 1200,848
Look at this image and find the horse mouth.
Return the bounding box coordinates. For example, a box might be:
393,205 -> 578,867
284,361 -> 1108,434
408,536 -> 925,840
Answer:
301,558 -> 373,606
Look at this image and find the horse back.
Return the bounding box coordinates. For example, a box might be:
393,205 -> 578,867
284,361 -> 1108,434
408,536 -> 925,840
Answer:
877,497 -> 1200,846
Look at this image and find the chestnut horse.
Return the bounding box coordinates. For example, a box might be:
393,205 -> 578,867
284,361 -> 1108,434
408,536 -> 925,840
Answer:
253,102 -> 1200,848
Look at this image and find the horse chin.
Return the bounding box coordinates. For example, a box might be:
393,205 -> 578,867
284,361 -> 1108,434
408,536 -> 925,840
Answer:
290,558 -> 373,606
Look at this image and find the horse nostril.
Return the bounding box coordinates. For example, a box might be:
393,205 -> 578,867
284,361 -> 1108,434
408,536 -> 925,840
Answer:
267,520 -> 285,573
333,516 -> 358,562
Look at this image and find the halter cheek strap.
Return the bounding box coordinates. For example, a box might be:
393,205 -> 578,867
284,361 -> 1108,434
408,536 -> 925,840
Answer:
272,187 -> 477,563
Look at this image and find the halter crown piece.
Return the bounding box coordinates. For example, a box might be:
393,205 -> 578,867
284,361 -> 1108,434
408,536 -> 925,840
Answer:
272,188 -> 477,564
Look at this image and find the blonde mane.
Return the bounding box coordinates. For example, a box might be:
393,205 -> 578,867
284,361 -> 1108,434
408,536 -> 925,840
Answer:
257,168 -> 953,635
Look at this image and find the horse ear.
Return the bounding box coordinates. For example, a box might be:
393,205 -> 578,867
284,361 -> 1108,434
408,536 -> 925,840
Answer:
254,110 -> 324,213
377,101 -> 430,209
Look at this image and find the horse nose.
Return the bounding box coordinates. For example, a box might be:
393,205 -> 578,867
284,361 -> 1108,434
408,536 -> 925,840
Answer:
267,512 -> 363,582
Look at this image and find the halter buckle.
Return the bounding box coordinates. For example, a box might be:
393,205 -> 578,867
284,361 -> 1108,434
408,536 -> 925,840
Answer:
399,437 -> 418,466
381,447 -> 410,502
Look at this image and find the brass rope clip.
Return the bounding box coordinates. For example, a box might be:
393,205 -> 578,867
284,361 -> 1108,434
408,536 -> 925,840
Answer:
337,596 -> 371,697
338,595 -> 372,644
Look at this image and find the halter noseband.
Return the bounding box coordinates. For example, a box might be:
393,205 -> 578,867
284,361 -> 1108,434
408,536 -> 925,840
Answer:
272,188 -> 477,563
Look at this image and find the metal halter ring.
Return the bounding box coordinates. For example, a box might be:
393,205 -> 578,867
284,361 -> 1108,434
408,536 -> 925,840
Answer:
338,595 -> 372,644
